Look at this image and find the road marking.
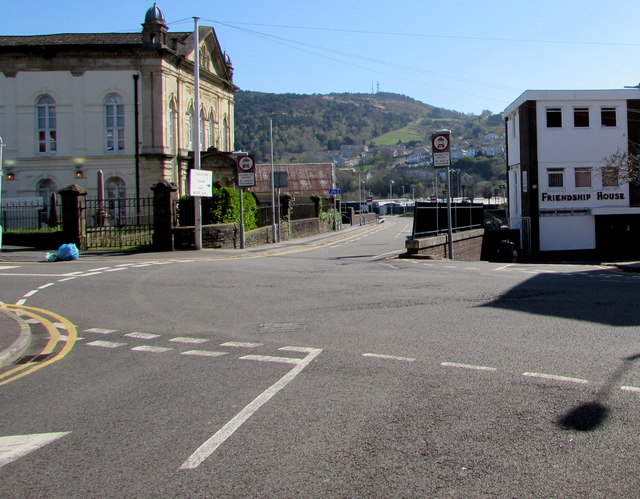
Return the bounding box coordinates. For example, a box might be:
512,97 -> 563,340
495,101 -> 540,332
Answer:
169,337 -> 209,344
86,340 -> 126,348
0,432 -> 71,469
620,385 -> 640,393
180,346 -> 322,470
220,341 -> 262,348
0,266 -> 20,270
181,350 -> 228,358
131,345 -> 173,353
23,290 -> 38,298
362,353 -> 416,362
522,372 -> 588,384
0,305 -> 77,386
240,354 -> 302,365
125,332 -> 161,340
494,264 -> 514,271
37,283 -> 55,290
57,277 -> 78,282
88,267 -> 111,272
84,328 -> 117,334
105,268 -> 126,272
441,362 -> 497,372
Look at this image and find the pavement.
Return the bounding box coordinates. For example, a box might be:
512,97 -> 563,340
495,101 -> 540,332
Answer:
2,226 -> 640,368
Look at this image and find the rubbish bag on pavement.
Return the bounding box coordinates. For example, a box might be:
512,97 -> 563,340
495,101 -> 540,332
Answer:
56,243 -> 80,261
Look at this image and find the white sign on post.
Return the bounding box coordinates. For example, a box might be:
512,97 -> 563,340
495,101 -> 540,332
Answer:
236,155 -> 256,187
189,169 -> 213,197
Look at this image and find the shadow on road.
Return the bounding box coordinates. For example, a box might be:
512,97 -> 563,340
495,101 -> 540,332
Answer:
482,270 -> 640,431
558,353 -> 640,431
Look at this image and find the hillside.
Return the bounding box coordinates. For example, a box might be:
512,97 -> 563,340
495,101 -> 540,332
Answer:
234,90 -> 504,162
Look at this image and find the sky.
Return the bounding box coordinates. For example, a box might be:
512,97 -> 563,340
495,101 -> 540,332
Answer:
3,1 -> 640,115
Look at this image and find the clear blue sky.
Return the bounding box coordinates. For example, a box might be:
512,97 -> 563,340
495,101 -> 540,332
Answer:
3,1 -> 640,115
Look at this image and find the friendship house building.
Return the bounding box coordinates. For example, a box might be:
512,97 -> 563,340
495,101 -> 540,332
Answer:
504,89 -> 640,258
0,4 -> 237,202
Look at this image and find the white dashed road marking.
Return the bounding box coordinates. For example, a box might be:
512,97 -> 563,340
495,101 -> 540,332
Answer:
441,362 -> 497,372
362,353 -> 416,362
522,372 -> 589,384
86,340 -> 127,348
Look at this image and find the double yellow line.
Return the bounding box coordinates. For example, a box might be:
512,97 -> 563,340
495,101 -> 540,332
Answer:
0,304 -> 77,386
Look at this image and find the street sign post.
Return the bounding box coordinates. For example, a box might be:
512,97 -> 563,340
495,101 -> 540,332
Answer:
189,169 -> 213,197
236,155 -> 256,187
432,130 -> 454,259
432,131 -> 451,168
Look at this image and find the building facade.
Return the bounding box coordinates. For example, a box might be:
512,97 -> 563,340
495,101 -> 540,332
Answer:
0,4 -> 237,203
504,89 -> 640,257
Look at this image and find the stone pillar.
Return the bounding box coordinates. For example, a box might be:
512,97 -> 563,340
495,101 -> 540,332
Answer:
152,180 -> 178,251
59,184 -> 87,250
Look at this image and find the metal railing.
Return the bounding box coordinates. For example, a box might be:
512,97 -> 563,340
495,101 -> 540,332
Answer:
2,200 -> 62,231
83,196 -> 153,249
412,202 -> 485,239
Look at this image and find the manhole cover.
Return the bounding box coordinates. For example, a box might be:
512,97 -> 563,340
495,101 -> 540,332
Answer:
255,322 -> 310,334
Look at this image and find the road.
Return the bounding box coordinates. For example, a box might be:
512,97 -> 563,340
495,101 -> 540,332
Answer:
2,216 -> 640,497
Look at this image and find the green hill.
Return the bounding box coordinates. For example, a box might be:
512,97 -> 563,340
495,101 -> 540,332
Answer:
234,90 -> 504,162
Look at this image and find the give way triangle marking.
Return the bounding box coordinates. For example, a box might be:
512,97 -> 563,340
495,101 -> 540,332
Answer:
0,432 -> 70,468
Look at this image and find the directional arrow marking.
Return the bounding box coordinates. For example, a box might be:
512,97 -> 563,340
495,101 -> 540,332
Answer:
0,432 -> 70,468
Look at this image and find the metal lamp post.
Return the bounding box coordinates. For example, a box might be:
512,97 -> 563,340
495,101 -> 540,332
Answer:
269,113 -> 285,243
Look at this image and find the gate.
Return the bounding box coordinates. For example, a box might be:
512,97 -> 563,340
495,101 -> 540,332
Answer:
83,197 -> 154,249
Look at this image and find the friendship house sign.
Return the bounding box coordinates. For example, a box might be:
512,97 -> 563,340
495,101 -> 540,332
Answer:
541,191 -> 625,202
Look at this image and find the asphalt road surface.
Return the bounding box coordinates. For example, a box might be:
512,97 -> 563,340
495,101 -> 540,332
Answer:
2,216 -> 640,497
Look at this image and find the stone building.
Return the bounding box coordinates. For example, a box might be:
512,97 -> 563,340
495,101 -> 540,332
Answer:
0,4 -> 237,202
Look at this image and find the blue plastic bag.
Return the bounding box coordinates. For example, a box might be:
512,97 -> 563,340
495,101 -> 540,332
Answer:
56,243 -> 80,261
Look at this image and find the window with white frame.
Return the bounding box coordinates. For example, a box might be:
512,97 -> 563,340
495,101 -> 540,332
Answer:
168,99 -> 177,154
574,167 -> 592,188
547,168 -> 564,188
222,114 -> 228,151
186,104 -> 194,150
573,107 -> 589,127
208,110 -> 216,149
602,166 -> 619,187
546,108 -> 562,128
105,94 -> 125,152
601,107 -> 617,127
37,95 -> 57,153
200,109 -> 206,149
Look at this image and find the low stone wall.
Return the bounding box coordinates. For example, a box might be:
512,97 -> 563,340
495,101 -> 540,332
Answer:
404,228 -> 484,261
173,218 -> 330,250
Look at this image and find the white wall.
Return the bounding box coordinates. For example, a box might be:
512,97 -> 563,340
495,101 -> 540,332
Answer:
539,215 -> 595,251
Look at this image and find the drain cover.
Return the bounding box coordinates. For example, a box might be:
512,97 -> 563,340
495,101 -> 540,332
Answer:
255,322 -> 310,334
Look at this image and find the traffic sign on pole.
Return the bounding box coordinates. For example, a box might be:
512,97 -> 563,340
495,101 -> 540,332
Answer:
432,130 -> 451,168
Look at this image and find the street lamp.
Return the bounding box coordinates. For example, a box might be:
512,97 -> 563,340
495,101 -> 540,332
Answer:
389,180 -> 394,199
269,113 -> 285,243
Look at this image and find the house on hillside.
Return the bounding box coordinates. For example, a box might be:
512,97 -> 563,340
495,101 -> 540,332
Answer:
0,4 -> 237,203
504,89 -> 640,258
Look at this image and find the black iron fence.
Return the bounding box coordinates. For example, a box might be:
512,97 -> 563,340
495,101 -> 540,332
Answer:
83,197 -> 154,249
412,201 -> 485,238
2,200 -> 62,231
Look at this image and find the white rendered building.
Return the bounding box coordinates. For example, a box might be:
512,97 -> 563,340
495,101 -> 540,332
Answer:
504,89 -> 640,258
0,4 -> 237,203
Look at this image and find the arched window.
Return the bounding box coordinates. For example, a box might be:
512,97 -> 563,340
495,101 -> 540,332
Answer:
186,103 -> 194,150
200,108 -> 206,149
106,177 -> 126,200
106,177 -> 127,224
37,95 -> 57,153
104,94 -> 125,152
222,114 -> 228,151
37,178 -> 58,201
168,98 -> 177,154
208,109 -> 216,149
